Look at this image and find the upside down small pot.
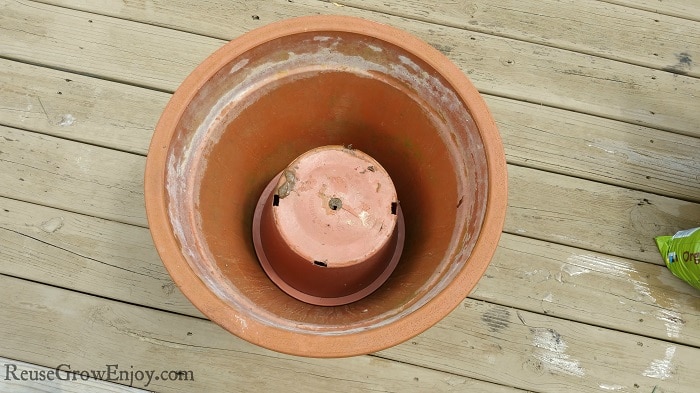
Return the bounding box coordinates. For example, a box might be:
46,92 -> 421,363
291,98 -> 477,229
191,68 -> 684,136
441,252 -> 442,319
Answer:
144,15 -> 507,357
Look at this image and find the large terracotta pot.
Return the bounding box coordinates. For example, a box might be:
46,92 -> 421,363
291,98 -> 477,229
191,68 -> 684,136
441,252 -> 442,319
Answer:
145,15 -> 507,357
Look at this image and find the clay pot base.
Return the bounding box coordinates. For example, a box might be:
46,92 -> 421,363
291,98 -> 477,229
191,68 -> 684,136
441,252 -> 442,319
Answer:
252,146 -> 405,306
145,15 -> 507,357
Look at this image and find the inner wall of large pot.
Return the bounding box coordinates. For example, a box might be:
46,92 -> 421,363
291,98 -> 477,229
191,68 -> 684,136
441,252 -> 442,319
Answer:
167,32 -> 487,333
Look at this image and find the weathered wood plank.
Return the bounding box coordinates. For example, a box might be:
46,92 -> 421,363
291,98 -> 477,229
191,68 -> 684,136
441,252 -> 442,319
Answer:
1,0 -> 224,90
0,125 -> 146,226
4,59 -> 699,202
328,0 -> 700,77
2,1 -> 697,392
476,234 -> 700,348
600,0 -> 700,22
2,197 -> 698,349
3,124 -> 699,264
0,275 -> 524,393
380,299 -> 699,393
505,164 -> 700,264
0,58 -> 166,155
1,274 -> 697,393
0,197 -> 199,317
0,357 -> 148,393
3,0 -> 698,136
491,95 -> 700,203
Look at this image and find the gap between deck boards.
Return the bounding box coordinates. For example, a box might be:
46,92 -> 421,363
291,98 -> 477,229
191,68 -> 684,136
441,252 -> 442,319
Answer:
1,272 -> 697,392
1,0 -> 697,136
0,273 -> 530,393
34,0 -> 700,79
2,193 -> 699,351
2,58 -> 699,204
599,0 -> 700,23
1,1 -> 699,391
1,0 -> 698,353
324,0 -> 700,78
3,122 -> 700,267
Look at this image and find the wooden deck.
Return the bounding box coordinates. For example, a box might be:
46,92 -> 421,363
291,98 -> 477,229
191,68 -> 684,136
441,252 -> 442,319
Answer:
1,0 -> 699,391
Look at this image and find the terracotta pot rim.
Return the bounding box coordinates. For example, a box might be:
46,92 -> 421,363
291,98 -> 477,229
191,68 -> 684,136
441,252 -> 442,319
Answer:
145,15 -> 507,357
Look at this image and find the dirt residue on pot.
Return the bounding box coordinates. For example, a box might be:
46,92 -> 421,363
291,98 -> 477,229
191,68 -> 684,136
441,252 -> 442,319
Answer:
277,169 -> 296,199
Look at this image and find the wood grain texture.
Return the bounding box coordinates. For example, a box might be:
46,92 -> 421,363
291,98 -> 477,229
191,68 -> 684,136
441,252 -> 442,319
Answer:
330,0 -> 700,77
0,357 -> 148,393
505,165 -> 700,264
0,125 -> 145,226
380,299 -> 699,393
1,1 -> 699,392
2,123 -> 699,264
490,95 -> 700,203
4,0 -> 698,136
0,197 -> 200,317
2,196 -> 698,349
0,275 -> 524,393
474,234 -> 700,348
1,274 -> 696,393
3,59 -> 699,202
0,0 -> 223,90
600,0 -> 700,22
0,59 -> 167,155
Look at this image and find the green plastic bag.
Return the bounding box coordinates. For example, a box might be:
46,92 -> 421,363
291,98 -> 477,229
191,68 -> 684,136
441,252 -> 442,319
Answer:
655,227 -> 700,290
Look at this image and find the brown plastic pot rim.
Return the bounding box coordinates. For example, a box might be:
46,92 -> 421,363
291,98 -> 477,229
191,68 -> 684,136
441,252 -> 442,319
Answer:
144,15 -> 507,357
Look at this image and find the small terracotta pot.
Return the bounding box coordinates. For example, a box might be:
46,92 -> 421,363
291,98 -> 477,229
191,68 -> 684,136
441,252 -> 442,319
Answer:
145,15 -> 507,357
252,145 -> 406,306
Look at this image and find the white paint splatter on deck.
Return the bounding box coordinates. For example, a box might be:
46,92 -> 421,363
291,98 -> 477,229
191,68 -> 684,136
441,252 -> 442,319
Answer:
40,217 -> 64,233
532,328 -> 585,377
599,383 -> 625,391
58,114 -> 75,126
643,346 -> 676,380
657,308 -> 682,339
